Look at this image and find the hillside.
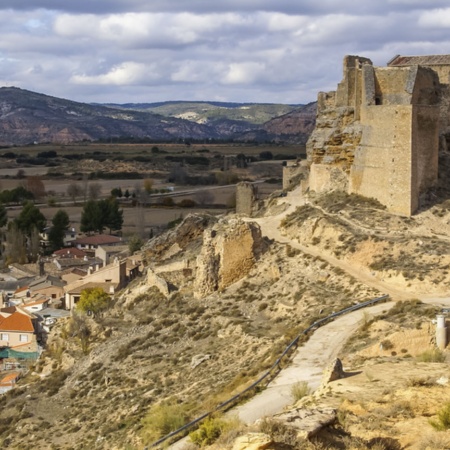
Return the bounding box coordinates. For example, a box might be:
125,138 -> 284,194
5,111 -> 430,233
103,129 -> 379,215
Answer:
2,186 -> 450,449
0,88 -> 316,146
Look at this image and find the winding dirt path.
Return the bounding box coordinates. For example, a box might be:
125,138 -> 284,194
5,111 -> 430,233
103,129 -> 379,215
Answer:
169,189 -> 450,448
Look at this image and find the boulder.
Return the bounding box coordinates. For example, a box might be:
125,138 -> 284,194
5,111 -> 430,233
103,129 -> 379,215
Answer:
231,433 -> 273,450
321,358 -> 345,384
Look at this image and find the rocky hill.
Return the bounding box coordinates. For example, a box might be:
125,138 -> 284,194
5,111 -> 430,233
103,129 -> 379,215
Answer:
0,87 -> 316,145
2,184 -> 450,449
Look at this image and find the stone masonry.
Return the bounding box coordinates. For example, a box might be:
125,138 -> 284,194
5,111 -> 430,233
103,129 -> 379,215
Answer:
306,54 -> 450,216
236,181 -> 258,216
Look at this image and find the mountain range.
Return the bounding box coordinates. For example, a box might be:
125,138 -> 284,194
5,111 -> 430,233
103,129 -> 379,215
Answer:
0,87 -> 316,146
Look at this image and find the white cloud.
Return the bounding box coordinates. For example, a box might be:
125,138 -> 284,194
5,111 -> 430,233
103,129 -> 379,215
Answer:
0,2 -> 449,103
419,8 -> 450,28
71,62 -> 151,85
222,62 -> 266,84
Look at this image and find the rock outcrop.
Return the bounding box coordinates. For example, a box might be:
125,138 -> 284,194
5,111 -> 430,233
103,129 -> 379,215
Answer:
194,218 -> 267,298
143,213 -> 217,261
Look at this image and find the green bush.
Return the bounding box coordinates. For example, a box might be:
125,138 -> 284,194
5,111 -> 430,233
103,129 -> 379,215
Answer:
430,403 -> 450,431
141,403 -> 189,444
416,348 -> 446,363
189,416 -> 241,447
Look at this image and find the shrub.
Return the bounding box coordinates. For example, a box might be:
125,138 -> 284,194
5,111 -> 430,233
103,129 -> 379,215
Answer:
189,416 -> 242,447
178,199 -> 196,208
430,403 -> 450,431
141,403 -> 190,444
416,348 -> 446,363
291,381 -> 311,402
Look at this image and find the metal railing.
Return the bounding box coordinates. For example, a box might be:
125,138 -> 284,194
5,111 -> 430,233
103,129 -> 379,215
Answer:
151,294 -> 390,448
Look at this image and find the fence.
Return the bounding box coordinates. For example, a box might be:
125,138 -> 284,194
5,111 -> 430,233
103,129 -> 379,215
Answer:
151,293 -> 390,448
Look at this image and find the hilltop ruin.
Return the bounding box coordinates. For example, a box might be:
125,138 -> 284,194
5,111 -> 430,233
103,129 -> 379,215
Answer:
300,54 -> 450,216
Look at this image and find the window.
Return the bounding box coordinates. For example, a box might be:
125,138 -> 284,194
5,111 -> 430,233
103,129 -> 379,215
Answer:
19,334 -> 28,343
1,333 -> 9,341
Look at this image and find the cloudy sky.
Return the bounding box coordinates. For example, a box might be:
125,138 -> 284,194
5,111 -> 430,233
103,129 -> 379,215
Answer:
1,1 -> 450,105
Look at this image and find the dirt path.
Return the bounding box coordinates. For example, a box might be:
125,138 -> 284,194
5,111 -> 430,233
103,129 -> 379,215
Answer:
168,189 -> 450,448
233,301 -> 394,423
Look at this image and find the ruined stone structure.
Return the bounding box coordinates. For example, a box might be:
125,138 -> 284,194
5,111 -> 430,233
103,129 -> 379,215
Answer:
236,181 -> 258,216
307,54 -> 450,216
194,218 -> 266,298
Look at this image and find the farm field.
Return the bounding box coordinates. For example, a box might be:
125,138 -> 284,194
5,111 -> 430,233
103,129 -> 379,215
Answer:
0,142 -> 291,237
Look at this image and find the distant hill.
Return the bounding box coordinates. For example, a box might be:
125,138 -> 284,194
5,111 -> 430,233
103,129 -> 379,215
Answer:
0,87 -> 316,145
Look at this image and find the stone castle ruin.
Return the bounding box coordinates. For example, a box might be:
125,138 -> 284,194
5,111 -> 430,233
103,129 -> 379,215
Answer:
306,54 -> 450,216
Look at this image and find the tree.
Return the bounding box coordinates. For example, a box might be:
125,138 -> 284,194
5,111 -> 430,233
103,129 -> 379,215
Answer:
80,200 -> 102,234
128,234 -> 143,254
111,187 -> 123,198
80,199 -> 123,234
0,203 -> 7,259
0,203 -> 7,229
67,311 -> 91,354
28,226 -> 41,262
48,209 -> 70,251
103,198 -> 124,234
77,287 -> 110,318
143,178 -> 153,193
26,176 -> 46,200
67,182 -> 82,204
15,201 -> 46,236
259,151 -> 273,161
4,222 -> 27,264
88,183 -> 102,200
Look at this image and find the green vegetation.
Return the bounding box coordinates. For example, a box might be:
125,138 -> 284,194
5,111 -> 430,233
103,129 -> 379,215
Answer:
430,403 -> 450,431
290,381 -> 311,402
140,403 -> 190,444
416,348 -> 446,363
189,416 -> 242,447
77,287 -> 111,318
48,209 -> 70,252
80,198 -> 123,234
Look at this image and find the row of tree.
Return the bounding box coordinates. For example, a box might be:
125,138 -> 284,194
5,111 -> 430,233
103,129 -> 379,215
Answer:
0,196 -> 124,265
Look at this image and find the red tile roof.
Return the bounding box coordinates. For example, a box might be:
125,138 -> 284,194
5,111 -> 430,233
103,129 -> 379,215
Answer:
53,248 -> 87,258
0,312 -> 34,332
0,372 -> 20,386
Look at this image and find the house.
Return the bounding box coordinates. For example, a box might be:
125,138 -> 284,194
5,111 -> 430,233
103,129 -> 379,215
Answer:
40,226 -> 78,249
21,297 -> 50,313
0,371 -> 21,394
64,259 -> 127,309
53,247 -> 87,259
0,310 -> 37,348
53,256 -> 103,272
72,235 -> 123,256
28,275 -> 65,305
95,244 -> 128,266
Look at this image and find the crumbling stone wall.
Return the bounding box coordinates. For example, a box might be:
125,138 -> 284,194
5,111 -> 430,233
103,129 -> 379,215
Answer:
194,219 -> 266,298
306,54 -> 443,216
236,181 -> 258,216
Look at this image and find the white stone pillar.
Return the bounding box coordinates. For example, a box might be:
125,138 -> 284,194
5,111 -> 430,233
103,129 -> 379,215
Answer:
436,314 -> 447,350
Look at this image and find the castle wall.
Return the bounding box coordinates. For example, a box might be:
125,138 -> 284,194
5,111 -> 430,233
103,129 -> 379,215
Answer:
350,105 -> 414,215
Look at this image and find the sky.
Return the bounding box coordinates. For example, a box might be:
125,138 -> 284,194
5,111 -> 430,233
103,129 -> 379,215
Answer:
1,1 -> 450,105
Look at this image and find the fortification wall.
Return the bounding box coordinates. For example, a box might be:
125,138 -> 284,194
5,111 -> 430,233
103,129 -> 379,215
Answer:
236,182 -> 258,216
350,105 -> 413,215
